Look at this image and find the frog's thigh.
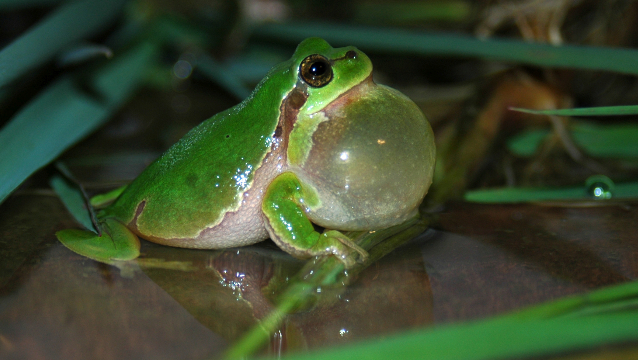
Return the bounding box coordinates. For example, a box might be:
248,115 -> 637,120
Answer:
261,172 -> 367,265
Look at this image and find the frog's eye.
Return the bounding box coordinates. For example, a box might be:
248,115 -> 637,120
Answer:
299,54 -> 333,88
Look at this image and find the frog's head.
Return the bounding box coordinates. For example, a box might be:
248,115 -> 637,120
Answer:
285,39 -> 435,219
290,38 -> 373,114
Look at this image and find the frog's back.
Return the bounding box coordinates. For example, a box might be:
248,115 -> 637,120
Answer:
102,62 -> 295,240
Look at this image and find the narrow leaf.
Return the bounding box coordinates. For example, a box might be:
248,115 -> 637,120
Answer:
271,312 -> 638,360
255,23 -> 638,76
268,281 -> 638,360
511,280 -> 638,320
0,42 -> 157,204
464,181 -> 638,203
511,105 -> 638,117
0,0 -> 65,9
508,122 -> 638,158
50,175 -> 95,232
0,0 -> 126,88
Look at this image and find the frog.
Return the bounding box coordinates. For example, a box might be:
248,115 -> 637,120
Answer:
56,37 -> 436,268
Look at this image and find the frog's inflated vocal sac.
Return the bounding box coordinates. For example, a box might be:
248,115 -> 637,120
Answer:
57,38 -> 436,268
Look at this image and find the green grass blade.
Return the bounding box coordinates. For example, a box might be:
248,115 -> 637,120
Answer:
0,0 -> 126,88
255,23 -> 638,76
464,181 -> 638,203
267,281 -> 638,360
0,0 -> 66,9
508,121 -> 638,158
272,313 -> 638,360
0,41 -> 158,204
506,129 -> 553,157
570,122 -> 638,158
511,105 -> 638,117
511,281 -> 638,320
50,174 -> 95,232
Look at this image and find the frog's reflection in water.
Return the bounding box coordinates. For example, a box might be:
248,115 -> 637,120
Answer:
140,240 -> 434,355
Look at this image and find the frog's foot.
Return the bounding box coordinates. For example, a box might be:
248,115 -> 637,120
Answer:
262,172 -> 370,268
56,218 -> 140,265
325,230 -> 368,262
305,230 -> 369,268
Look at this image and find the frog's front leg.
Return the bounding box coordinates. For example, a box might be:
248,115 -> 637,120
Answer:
262,172 -> 368,268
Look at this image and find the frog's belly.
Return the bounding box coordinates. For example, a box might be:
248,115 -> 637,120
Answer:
138,144 -> 286,249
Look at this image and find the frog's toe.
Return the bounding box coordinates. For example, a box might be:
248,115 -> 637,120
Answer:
316,230 -> 368,268
328,230 -> 368,262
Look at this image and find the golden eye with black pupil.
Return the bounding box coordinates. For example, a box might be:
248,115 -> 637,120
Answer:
299,54 -> 333,88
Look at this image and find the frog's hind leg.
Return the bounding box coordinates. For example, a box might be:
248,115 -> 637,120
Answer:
56,218 -> 140,264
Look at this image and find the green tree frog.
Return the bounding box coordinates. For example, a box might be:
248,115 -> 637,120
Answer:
56,38 -> 436,268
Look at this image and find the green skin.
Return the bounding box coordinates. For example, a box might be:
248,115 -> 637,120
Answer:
56,38 -> 436,268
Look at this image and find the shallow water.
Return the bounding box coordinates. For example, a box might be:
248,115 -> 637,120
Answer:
1,192 -> 636,359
